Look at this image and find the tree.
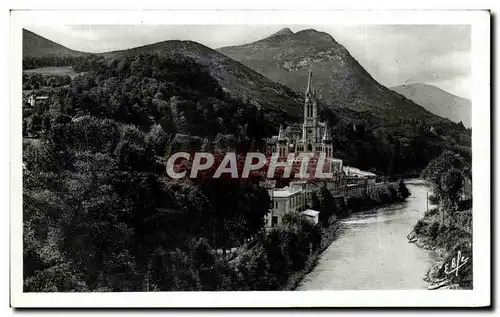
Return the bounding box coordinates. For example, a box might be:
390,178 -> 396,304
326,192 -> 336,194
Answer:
146,124 -> 167,156
318,186 -> 336,225
149,248 -> 200,291
421,150 -> 469,205
310,191 -> 321,210
421,151 -> 469,226
236,244 -> 270,290
440,168 -> 464,214
189,238 -> 231,291
396,179 -> 410,200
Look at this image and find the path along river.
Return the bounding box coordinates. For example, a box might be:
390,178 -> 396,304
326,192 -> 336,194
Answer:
297,180 -> 439,290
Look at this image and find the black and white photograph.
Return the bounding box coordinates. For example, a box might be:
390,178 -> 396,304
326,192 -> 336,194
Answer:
9,9 -> 491,308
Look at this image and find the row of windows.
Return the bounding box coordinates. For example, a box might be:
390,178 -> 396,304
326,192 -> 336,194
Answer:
306,104 -> 315,117
289,145 -> 332,153
273,194 -> 306,211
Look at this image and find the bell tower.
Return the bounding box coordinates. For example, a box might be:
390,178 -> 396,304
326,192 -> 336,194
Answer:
302,67 -> 318,145
276,125 -> 288,158
322,122 -> 333,158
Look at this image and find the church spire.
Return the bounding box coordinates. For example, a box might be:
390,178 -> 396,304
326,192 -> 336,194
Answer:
278,125 -> 286,141
306,66 -> 313,95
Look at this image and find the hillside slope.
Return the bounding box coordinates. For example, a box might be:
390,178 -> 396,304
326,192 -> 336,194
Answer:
22,29 -> 471,175
23,28 -> 87,58
218,28 -> 449,125
100,40 -> 303,118
391,83 -> 471,128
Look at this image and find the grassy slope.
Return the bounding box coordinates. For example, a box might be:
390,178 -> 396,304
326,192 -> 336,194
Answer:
23,29 -> 87,58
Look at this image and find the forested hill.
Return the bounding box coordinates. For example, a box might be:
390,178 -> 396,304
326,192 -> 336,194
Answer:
23,53 -> 276,292
99,40 -> 303,118
23,29 -> 471,175
217,27 -> 472,173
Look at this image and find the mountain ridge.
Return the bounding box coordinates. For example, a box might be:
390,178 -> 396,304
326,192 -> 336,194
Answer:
217,28 -> 445,123
23,29 -> 304,120
23,28 -> 87,58
23,28 -> 472,175
391,83 -> 471,128
99,39 -> 304,118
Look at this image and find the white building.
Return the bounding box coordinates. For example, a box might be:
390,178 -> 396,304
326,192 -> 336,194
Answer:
27,95 -> 49,107
301,209 -> 320,226
263,181 -> 309,228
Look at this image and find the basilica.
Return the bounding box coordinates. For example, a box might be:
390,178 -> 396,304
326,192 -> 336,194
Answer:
262,69 -> 379,228
268,68 -> 342,177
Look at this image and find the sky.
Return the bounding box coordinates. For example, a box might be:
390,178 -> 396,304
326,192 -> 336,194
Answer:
25,24 -> 471,99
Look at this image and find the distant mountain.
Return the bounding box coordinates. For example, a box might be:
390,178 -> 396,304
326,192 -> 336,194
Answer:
100,40 -> 303,118
23,29 -> 87,58
217,28 -> 447,124
22,28 -> 472,175
391,83 -> 471,128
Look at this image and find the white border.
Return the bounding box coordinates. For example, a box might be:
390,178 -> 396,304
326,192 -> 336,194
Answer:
9,9 -> 491,308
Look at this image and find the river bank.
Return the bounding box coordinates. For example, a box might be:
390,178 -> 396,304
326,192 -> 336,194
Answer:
296,182 -> 437,290
404,179 -> 457,289
408,235 -> 459,289
282,221 -> 341,290
287,180 -> 416,290
409,215 -> 472,290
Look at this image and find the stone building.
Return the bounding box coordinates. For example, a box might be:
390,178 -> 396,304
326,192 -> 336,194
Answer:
269,68 -> 343,178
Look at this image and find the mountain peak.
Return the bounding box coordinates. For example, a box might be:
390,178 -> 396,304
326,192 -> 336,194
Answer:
294,28 -> 337,43
270,27 -> 294,37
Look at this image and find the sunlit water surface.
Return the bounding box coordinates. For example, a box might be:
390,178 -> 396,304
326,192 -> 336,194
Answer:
297,180 -> 438,290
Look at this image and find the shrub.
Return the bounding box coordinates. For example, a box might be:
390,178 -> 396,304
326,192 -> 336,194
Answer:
428,194 -> 440,205
396,179 -> 410,200
236,244 -> 270,290
414,219 -> 427,235
386,183 -> 398,201
427,221 -> 440,241
378,185 -> 393,204
424,207 -> 439,219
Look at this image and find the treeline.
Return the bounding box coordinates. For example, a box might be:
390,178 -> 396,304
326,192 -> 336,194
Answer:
22,52 -> 472,178
23,73 -> 72,90
316,102 -> 471,176
23,55 -> 105,72
413,150 -> 473,289
345,180 -> 411,211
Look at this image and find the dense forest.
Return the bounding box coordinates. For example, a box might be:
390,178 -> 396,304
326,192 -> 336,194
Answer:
23,55 -> 101,71
23,53 -> 472,176
22,52 -> 471,291
23,54 -> 282,291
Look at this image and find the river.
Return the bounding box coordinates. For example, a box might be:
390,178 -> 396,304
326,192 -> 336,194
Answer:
297,180 -> 439,290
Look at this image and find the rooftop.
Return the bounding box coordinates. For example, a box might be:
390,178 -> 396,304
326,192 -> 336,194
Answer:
273,186 -> 303,198
344,166 -> 376,177
302,209 -> 320,217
